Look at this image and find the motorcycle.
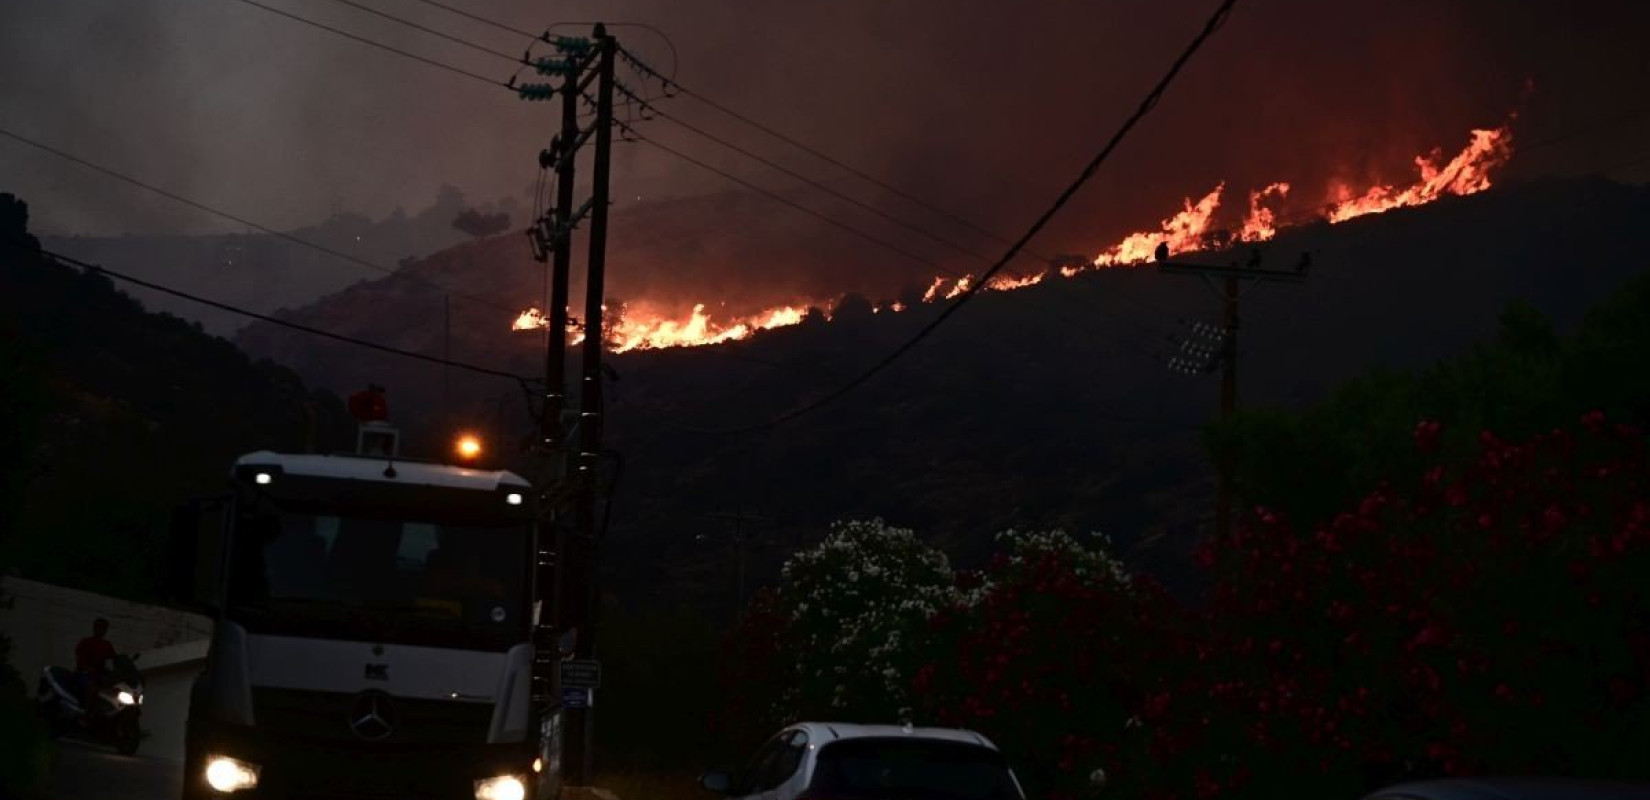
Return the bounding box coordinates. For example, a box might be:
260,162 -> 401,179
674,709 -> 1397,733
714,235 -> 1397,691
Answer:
36,653 -> 146,755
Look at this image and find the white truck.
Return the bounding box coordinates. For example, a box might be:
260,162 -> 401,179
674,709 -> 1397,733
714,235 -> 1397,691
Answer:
169,445 -> 561,800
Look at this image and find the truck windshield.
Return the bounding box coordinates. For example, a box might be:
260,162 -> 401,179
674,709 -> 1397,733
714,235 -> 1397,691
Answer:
226,509 -> 531,651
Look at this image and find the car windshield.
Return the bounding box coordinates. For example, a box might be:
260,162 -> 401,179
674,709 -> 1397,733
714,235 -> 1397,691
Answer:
225,507 -> 531,651
809,739 -> 1023,800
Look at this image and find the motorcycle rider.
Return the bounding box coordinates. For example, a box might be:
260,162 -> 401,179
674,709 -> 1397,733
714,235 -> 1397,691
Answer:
73,618 -> 116,719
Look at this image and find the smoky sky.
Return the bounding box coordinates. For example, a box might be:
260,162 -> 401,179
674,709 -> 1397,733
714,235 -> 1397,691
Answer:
2,0 -> 1646,248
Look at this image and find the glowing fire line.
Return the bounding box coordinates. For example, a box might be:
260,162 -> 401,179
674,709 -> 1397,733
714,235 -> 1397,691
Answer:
512,124 -> 1513,353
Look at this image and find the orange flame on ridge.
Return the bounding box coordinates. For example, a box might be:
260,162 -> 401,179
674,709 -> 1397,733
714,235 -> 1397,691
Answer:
921,276 -> 946,303
590,303 -> 810,352
513,308 -> 548,331
1240,182 -> 1291,242
513,123 -> 1514,352
1328,127 -> 1512,222
1091,184 -> 1225,268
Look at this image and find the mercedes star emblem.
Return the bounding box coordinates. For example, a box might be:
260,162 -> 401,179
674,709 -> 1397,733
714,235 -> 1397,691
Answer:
348,690 -> 396,741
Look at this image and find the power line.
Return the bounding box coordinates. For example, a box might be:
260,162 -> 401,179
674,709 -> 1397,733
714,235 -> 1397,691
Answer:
386,0 -> 1109,301
395,0 -> 681,81
403,0 -> 540,38
0,125 -> 520,315
617,85 -> 1171,344
186,4 -> 1145,372
621,48 -> 1020,252
232,0 -> 1166,362
619,46 -> 1196,328
4,239 -> 531,382
632,135 -> 961,278
683,0 -> 1239,435
631,131 -> 1162,363
198,1 -> 1166,365
622,86 -> 1020,268
398,0 -> 682,81
214,0 -> 1168,351
328,0 -> 1131,302
225,0 -> 510,88
317,0 -> 522,62
221,0 -> 1169,344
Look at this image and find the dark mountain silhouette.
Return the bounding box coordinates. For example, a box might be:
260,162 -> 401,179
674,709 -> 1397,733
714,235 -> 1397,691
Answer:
233,176 -> 1650,609
39,185 -> 502,336
0,192 -> 354,599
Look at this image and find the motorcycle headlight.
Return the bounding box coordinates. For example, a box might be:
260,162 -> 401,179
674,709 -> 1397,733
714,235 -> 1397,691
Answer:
475,774 -> 527,800
205,756 -> 261,793
116,691 -> 136,706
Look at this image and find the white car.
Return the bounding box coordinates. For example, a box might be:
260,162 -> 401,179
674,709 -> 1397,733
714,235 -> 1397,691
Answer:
700,722 -> 1027,800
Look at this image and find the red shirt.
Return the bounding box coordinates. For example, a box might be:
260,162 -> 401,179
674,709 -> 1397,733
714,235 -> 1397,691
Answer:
75,636 -> 115,673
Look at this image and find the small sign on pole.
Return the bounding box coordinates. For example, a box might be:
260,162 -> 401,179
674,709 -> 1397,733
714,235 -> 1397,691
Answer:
560,687 -> 592,709
559,659 -> 602,689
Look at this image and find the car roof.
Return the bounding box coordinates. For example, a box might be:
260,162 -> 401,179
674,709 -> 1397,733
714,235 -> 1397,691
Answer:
786,722 -> 997,750
234,451 -> 530,491
1363,778 -> 1650,800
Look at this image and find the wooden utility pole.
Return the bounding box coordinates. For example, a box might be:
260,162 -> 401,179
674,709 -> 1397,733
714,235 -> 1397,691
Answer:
539,28 -> 584,713
702,510 -> 771,622
518,24 -> 615,789
1158,247 -> 1307,542
564,23 -> 615,789
442,294 -> 451,425
1217,274 -> 1238,542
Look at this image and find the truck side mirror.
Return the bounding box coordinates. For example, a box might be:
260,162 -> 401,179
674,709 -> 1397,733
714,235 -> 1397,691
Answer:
166,498 -> 228,613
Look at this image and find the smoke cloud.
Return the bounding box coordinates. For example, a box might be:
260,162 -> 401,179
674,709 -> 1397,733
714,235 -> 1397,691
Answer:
2,0 -> 1644,272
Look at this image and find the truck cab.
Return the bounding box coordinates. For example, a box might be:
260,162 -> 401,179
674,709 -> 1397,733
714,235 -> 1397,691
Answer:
172,449 -> 557,800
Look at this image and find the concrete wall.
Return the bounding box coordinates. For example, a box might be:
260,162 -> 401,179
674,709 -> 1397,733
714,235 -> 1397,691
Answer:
1,577 -> 211,761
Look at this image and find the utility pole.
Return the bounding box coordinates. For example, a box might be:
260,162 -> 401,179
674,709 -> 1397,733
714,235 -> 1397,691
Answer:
539,25 -> 584,691
518,24 -> 613,790
442,294 -> 451,426
560,24 -> 616,789
700,510 -> 771,622
1157,245 -> 1308,543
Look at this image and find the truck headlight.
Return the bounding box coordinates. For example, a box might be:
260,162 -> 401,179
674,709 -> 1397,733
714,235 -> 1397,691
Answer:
116,690 -> 136,706
475,774 -> 527,800
205,756 -> 261,793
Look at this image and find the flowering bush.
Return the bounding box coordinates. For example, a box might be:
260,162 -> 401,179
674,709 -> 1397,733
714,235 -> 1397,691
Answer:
720,415 -> 1650,799
778,519 -> 957,721
1140,413 -> 1650,799
913,530 -> 1170,800
713,586 -> 793,748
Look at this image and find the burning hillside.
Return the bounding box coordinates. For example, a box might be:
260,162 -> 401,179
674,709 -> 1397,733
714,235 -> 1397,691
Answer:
514,122 -> 1512,352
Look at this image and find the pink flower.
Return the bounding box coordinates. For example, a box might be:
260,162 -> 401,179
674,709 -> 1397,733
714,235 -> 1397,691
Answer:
1415,419 -> 1443,452
1542,505 -> 1568,534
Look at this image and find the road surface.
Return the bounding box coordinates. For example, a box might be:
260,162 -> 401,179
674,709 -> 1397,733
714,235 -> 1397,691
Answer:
50,739 -> 183,800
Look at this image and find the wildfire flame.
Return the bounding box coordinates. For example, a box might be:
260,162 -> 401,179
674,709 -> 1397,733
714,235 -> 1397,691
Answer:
512,308 -> 548,331
921,276 -> 946,303
1327,127 -> 1512,222
988,271 -> 1047,291
1093,183 -> 1225,267
1240,182 -> 1291,242
513,123 -> 1513,353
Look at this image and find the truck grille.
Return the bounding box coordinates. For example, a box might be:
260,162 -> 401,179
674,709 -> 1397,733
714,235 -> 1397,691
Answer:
251,687 -> 492,744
